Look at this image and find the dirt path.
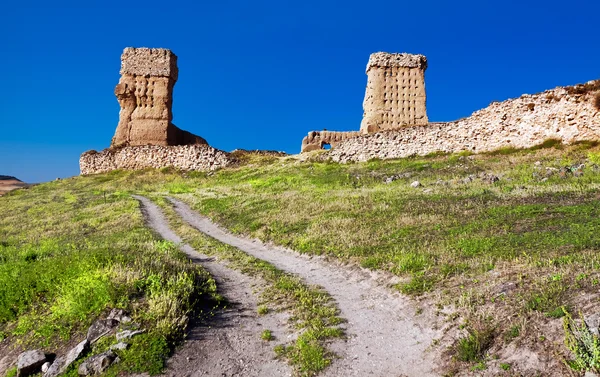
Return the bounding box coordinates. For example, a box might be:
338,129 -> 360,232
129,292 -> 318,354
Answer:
132,195 -> 292,377
167,197 -> 442,377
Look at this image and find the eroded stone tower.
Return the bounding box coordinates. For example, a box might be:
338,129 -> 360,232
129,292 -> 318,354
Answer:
111,47 -> 206,147
360,52 -> 428,133
300,51 -> 429,152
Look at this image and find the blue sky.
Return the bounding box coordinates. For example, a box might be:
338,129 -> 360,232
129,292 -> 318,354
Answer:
1,0 -> 598,183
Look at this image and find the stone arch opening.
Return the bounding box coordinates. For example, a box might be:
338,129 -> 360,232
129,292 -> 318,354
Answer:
321,142 -> 332,150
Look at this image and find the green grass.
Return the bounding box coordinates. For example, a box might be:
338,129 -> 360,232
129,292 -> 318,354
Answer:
3,140 -> 600,375
0,177 -> 218,374
261,329 -> 274,341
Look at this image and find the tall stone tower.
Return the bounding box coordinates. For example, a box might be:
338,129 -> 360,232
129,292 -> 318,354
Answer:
111,47 -> 206,147
360,52 -> 428,133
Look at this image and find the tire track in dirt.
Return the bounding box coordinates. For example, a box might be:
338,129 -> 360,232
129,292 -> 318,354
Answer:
167,197 -> 442,377
133,195 -> 292,377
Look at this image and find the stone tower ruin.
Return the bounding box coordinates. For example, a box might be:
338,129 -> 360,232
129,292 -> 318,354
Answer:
360,52 -> 428,133
300,51 -> 429,152
111,47 -> 206,147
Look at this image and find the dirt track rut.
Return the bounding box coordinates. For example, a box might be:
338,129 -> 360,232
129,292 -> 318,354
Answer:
165,197 -> 442,377
133,195 -> 292,377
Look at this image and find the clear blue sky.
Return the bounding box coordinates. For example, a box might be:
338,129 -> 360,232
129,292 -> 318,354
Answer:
1,0 -> 598,183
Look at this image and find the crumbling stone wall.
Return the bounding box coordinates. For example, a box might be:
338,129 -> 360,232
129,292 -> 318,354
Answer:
80,145 -> 232,174
301,131 -> 361,152
328,84 -> 600,162
360,52 -> 428,133
111,47 -> 206,147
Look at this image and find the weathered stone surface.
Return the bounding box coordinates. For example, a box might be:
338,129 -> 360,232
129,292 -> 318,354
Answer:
17,350 -> 46,377
80,144 -> 232,175
86,319 -> 119,344
107,309 -> 131,324
109,342 -> 129,351
44,339 -> 88,377
301,131 -> 361,153
77,351 -> 116,376
329,83 -> 600,162
41,362 -> 51,373
111,47 -> 207,148
360,52 -> 428,133
116,329 -> 145,342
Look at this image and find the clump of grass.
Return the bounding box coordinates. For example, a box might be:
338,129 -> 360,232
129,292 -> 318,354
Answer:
257,305 -> 269,316
504,325 -> 520,342
261,329 -> 274,341
456,326 -> 495,363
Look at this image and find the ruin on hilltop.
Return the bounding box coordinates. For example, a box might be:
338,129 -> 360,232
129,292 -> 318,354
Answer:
80,48 -> 232,175
112,47 -> 207,147
301,52 -> 429,152
301,51 -> 600,158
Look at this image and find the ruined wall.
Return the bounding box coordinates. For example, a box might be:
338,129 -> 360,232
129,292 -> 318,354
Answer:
360,52 -> 428,133
112,47 -> 206,147
300,52 -> 428,152
301,131 -> 361,152
329,83 -> 600,162
80,145 -> 232,175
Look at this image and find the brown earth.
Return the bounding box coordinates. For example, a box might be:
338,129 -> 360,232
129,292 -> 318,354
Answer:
0,176 -> 27,196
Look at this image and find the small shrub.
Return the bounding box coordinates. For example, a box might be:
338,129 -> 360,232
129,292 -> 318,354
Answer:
563,308 -> 600,372
5,367 -> 17,377
565,81 -> 600,95
500,362 -> 511,371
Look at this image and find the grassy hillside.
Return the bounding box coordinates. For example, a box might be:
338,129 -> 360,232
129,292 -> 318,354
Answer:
0,177 -> 219,376
2,140 -> 600,375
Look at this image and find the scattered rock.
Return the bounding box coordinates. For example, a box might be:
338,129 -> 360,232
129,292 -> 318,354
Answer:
41,362 -> 51,373
87,319 -> 119,344
462,175 -> 475,184
17,350 -> 47,377
44,339 -> 89,377
109,342 -> 129,351
116,329 -> 145,342
107,309 -> 132,324
479,172 -> 500,184
410,181 -> 421,188
77,351 -> 117,376
585,313 -> 600,336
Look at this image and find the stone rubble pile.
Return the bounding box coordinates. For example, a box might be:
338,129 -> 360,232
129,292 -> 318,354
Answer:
13,309 -> 145,377
329,84 -> 600,162
80,144 -> 233,175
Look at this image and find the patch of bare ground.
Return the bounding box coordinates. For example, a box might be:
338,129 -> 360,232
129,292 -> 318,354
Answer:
0,176 -> 28,196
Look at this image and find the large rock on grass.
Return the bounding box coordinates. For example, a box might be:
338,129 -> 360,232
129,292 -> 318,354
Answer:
44,339 -> 88,377
17,350 -> 46,377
